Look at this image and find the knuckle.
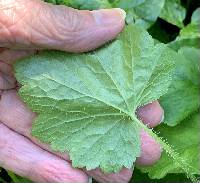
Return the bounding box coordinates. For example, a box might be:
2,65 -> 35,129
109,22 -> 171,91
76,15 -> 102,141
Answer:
0,0 -> 41,46
37,160 -> 71,183
36,160 -> 88,183
58,6 -> 84,33
45,6 -> 85,45
0,0 -> 27,26
0,72 -> 16,90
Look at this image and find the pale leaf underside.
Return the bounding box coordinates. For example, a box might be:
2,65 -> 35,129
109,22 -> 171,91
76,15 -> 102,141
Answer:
15,25 -> 175,173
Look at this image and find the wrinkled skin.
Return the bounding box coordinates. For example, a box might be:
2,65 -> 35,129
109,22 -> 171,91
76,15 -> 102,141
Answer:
0,1 -> 163,183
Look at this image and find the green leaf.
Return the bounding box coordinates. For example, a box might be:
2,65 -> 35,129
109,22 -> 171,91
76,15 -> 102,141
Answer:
125,0 -> 165,29
180,7 -> 200,39
112,0 -> 145,9
7,171 -> 33,183
44,0 -> 112,10
132,168 -> 190,183
159,0 -> 186,28
15,25 -> 175,173
0,178 -> 7,183
67,0 -> 112,10
191,7 -> 200,23
169,8 -> 200,50
44,0 -> 57,4
138,112 -> 200,179
160,46 -> 200,126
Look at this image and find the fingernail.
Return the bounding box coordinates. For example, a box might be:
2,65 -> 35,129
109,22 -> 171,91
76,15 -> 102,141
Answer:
159,108 -> 165,124
92,8 -> 126,26
88,177 -> 92,183
115,8 -> 126,20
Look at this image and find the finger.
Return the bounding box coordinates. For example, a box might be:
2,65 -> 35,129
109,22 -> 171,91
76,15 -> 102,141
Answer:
135,101 -> 163,165
0,49 -> 36,65
0,91 -> 35,135
0,71 -> 16,90
0,123 -> 89,183
0,60 -> 14,76
0,0 -> 125,52
136,130 -> 161,166
0,49 -> 36,90
136,101 -> 164,128
0,91 -> 163,182
0,58 -> 16,90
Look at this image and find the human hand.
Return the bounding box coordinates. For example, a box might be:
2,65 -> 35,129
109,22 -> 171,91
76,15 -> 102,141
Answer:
0,1 -> 163,183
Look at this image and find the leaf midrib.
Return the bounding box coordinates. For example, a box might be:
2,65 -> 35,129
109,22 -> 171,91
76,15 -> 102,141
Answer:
38,74 -> 132,117
34,112 -> 125,133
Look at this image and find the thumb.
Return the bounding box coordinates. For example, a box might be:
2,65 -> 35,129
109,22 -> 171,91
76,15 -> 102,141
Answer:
0,0 -> 126,52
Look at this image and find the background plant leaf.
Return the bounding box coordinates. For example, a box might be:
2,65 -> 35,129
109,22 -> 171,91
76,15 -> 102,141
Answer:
44,0 -> 112,9
159,0 -> 186,28
132,169 -> 190,183
169,7 -> 200,50
112,0 -> 145,9
160,46 -> 200,126
125,0 -> 165,29
138,112 -> 200,179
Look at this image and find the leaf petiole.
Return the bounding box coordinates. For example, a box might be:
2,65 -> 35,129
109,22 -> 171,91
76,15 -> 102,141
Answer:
130,114 -> 199,183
